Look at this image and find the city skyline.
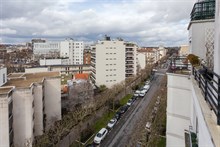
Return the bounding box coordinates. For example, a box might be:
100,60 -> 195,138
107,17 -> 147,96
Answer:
1,0 -> 196,46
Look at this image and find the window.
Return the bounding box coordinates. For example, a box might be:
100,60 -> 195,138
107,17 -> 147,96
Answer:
3,73 -> 5,83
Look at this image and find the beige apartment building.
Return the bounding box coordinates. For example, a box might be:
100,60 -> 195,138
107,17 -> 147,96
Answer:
0,72 -> 61,147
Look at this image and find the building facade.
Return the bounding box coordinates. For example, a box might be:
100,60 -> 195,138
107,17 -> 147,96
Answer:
91,38 -> 125,87
0,67 -> 7,86
60,39 -> 84,65
0,72 -> 61,147
187,0 -> 215,69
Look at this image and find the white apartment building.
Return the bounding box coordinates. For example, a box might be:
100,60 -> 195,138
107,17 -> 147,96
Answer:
91,38 -> 126,88
60,39 -> 84,65
0,72 -> 61,147
0,67 -> 7,86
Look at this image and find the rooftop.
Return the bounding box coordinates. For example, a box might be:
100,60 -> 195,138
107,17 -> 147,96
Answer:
5,72 -> 60,88
0,87 -> 13,95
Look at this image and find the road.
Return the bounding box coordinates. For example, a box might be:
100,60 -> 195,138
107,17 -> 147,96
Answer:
100,67 -> 167,147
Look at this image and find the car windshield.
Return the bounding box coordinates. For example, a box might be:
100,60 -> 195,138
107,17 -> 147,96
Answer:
110,120 -> 115,124
96,133 -> 102,137
128,100 -> 132,102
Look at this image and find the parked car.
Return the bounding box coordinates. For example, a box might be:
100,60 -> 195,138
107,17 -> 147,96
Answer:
145,80 -> 150,85
134,90 -> 141,97
139,88 -> 147,97
131,96 -> 137,101
114,112 -> 121,120
127,99 -> 133,106
107,118 -> 117,129
94,128 -> 108,144
145,122 -> 152,132
143,84 -> 150,91
119,105 -> 128,114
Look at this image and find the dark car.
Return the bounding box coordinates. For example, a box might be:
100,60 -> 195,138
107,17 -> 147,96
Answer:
114,112 -> 121,120
119,105 -> 128,114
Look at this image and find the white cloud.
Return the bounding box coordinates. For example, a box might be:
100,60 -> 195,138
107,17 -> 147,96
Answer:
0,0 -> 196,46
0,28 -> 17,35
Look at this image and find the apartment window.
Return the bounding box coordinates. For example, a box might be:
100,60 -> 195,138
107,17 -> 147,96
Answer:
106,80 -> 108,82
106,58 -> 108,60
106,64 -> 109,66
3,73 -> 5,83
9,102 -> 13,118
110,80 -> 112,82
114,58 -> 116,60
114,80 -> 116,81
106,53 -> 109,55
114,74 -> 116,76
110,47 -> 112,49
106,69 -> 108,71
110,69 -> 112,71
106,75 -> 108,77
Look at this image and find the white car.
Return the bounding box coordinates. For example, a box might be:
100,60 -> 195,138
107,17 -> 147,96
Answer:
145,80 -> 150,85
107,118 -> 117,129
145,122 -> 152,132
143,84 -> 150,92
134,90 -> 141,97
139,89 -> 147,97
127,99 -> 133,106
94,128 -> 108,144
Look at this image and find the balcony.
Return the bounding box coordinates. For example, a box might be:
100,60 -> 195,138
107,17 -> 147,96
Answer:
192,65 -> 220,125
190,0 -> 215,21
126,57 -> 134,61
126,61 -> 134,65
126,52 -> 134,57
126,48 -> 134,52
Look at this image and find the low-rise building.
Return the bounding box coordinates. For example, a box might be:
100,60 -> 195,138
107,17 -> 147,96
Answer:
0,72 -> 61,147
0,67 -> 7,86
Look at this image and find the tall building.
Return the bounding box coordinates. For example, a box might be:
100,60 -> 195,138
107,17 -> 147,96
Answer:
91,37 -> 126,88
0,72 -> 61,147
187,0 -> 215,69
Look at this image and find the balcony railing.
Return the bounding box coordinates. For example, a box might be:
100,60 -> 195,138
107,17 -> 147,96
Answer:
192,65 -> 220,125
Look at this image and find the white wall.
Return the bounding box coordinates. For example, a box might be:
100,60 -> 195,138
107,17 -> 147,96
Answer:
39,59 -> 70,66
188,20 -> 214,60
33,84 -> 44,136
44,77 -> 61,130
0,94 -> 11,147
167,73 -> 216,147
0,68 -> 7,86
60,41 -> 70,58
137,53 -> 146,69
166,73 -> 191,147
33,42 -> 60,54
25,67 -> 49,73
13,89 -> 34,147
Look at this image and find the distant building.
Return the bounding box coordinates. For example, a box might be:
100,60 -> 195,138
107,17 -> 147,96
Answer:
83,51 -> 91,64
0,67 -> 7,86
60,39 -> 84,65
0,72 -> 61,147
179,45 -> 189,56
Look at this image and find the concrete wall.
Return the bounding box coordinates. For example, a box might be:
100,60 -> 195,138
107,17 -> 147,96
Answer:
167,73 -> 216,147
13,88 -> 34,147
0,67 -> 7,86
25,67 -> 49,73
33,84 -> 44,136
0,94 -> 11,147
44,77 -> 61,130
39,59 -> 69,66
137,53 -> 146,70
188,20 -> 214,60
166,73 -> 191,146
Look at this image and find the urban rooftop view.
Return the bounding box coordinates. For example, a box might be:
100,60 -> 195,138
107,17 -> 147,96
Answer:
0,0 -> 220,147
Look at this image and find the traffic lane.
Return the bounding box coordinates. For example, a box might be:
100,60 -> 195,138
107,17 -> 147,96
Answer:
100,75 -> 164,147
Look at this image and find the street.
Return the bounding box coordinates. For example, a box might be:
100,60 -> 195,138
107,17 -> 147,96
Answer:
100,67 -> 166,147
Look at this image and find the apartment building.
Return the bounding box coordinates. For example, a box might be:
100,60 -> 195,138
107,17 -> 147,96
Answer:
33,41 -> 60,55
0,67 -> 7,86
166,1 -> 220,146
83,51 -> 91,64
0,72 -> 61,147
91,38 -> 124,87
187,0 -> 215,69
60,39 -> 84,65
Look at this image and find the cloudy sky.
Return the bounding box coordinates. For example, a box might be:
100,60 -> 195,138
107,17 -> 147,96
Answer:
0,0 -> 196,46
